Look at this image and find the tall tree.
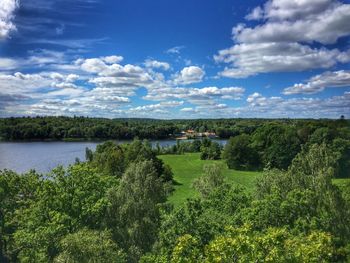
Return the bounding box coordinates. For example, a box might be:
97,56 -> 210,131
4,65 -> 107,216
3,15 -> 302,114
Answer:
223,134 -> 259,170
106,161 -> 169,262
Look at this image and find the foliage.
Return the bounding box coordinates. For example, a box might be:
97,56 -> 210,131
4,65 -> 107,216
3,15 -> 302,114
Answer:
200,140 -> 221,160
251,123 -> 301,169
223,134 -> 259,170
54,229 -> 126,263
251,143 -> 350,239
147,144 -> 350,262
332,138 -> 350,178
204,225 -> 336,263
13,164 -> 116,262
1,121 -> 350,263
0,170 -> 42,262
192,164 -> 225,198
90,141 -> 126,177
106,161 -> 170,262
2,116 -> 347,141
171,234 -> 200,263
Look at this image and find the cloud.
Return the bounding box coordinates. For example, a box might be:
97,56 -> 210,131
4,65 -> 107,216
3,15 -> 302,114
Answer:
75,56 -> 153,97
179,104 -> 227,115
1,54 -> 157,116
144,86 -> 245,105
144,59 -> 170,70
173,66 -> 205,85
244,91 -> 350,118
254,0 -> 335,21
166,45 -> 185,54
78,58 -> 108,73
0,58 -> 18,70
51,82 -> 79,89
2,50 -> 347,119
180,107 -> 197,113
246,92 -> 283,106
50,73 -> 79,82
215,0 -> 350,78
0,72 -> 52,94
55,24 -> 65,35
0,93 -> 28,112
23,38 -> 108,49
215,42 -> 349,78
245,6 -> 263,20
102,55 -> 124,64
283,70 -> 350,95
3,82 -> 131,117
0,71 -> 84,99
129,100 -> 184,114
0,0 -> 18,39
0,49 -> 75,72
240,0 -> 350,44
46,87 -> 84,97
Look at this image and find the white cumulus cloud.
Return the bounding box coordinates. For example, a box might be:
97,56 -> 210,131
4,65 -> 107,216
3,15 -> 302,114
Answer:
215,0 -> 350,78
0,0 -> 19,39
283,70 -> 350,95
173,66 -> 205,85
144,59 -> 170,70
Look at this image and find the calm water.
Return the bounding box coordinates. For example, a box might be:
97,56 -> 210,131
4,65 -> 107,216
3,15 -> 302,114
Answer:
0,139 -> 227,173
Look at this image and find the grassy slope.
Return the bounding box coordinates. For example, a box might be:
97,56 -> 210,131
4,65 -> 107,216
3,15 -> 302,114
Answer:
159,153 -> 262,206
160,153 -> 350,207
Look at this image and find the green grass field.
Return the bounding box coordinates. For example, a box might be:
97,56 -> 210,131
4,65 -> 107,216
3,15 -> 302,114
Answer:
160,153 -> 350,206
159,153 -> 262,206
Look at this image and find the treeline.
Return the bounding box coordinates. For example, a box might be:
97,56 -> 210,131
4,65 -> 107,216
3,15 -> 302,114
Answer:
0,116 -> 348,140
1,140 -> 350,262
222,121 -> 350,178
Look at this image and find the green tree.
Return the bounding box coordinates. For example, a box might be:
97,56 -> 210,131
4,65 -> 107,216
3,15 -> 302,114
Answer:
252,124 -> 300,169
223,134 -> 259,170
204,225 -> 336,263
54,229 -> 126,263
13,164 -> 116,262
192,164 -> 225,198
252,143 -> 350,241
332,138 -> 350,178
92,141 -> 126,177
200,141 -> 221,160
191,140 -> 202,152
0,170 -> 42,262
170,234 -> 200,263
106,161 -> 169,262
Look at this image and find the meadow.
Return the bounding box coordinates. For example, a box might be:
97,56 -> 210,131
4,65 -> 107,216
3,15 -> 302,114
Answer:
160,153 -> 350,207
160,153 -> 262,206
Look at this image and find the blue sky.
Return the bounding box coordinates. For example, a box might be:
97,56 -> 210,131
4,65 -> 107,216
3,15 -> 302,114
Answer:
0,0 -> 350,118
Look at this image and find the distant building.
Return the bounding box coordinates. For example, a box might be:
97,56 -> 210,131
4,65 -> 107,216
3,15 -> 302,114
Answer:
174,130 -> 217,139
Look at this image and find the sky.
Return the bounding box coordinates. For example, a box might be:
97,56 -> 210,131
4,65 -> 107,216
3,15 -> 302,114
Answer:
0,0 -> 350,119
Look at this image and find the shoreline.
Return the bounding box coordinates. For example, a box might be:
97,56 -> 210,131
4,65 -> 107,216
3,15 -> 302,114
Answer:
0,137 -> 226,143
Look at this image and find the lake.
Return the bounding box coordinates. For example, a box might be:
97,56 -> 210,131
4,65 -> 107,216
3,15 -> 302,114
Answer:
0,139 -> 227,173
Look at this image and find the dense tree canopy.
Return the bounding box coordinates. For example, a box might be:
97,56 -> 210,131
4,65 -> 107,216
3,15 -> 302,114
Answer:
106,160 -> 171,262
0,117 -> 349,262
223,134 -> 259,170
0,140 -> 173,262
142,143 -> 350,262
1,116 -> 348,141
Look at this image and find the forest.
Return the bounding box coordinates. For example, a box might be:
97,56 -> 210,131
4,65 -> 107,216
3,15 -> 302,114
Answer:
0,116 -> 348,140
1,118 -> 350,262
